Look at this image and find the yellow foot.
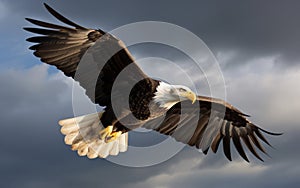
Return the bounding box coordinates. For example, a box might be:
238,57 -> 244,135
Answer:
105,131 -> 122,143
99,125 -> 113,140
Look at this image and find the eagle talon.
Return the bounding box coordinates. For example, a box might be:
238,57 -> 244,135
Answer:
99,125 -> 113,140
105,131 -> 122,143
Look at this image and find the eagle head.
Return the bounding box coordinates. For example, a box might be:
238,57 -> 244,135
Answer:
153,82 -> 197,109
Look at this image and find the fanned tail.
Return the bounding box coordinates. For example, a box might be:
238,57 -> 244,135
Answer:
58,112 -> 128,159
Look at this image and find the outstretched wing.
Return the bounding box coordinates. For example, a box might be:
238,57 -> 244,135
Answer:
24,3 -> 148,106
144,96 -> 282,162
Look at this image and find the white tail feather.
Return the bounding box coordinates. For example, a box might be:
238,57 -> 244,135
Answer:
59,112 -> 128,159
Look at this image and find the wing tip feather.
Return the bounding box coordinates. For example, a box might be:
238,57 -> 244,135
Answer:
258,127 -> 283,136
43,3 -> 87,30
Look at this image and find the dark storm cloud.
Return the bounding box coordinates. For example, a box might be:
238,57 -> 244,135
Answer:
1,1 -> 300,188
5,0 -> 300,68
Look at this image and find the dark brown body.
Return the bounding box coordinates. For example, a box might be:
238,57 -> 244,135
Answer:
100,78 -> 163,133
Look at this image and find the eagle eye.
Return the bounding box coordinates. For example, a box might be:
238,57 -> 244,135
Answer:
179,88 -> 187,92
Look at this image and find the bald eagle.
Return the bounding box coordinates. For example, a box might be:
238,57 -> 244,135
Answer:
24,3 -> 281,162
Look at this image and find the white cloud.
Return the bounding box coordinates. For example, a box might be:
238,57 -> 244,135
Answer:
221,55 -> 300,130
0,65 -> 68,110
130,155 -> 268,188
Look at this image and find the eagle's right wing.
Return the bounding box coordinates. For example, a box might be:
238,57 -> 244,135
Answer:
144,96 -> 282,162
24,3 -> 148,107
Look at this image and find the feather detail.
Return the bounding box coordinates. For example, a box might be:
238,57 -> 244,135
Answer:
59,111 -> 128,159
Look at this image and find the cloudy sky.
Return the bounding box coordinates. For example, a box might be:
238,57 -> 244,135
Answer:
1,0 -> 300,187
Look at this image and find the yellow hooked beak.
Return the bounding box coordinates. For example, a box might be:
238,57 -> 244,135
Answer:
186,91 -> 197,104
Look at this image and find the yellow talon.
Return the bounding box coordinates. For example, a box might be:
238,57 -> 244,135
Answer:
105,131 -> 122,143
99,125 -> 113,140
99,126 -> 122,143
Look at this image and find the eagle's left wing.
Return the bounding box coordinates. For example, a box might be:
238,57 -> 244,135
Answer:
144,96 -> 282,162
24,3 -> 149,108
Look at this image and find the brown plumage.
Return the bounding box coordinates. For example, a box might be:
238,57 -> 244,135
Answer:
24,3 -> 282,161
24,3 -> 151,131
144,96 -> 281,162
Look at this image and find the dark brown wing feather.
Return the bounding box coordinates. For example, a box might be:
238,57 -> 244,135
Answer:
143,96 -> 282,162
24,3 -> 148,107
